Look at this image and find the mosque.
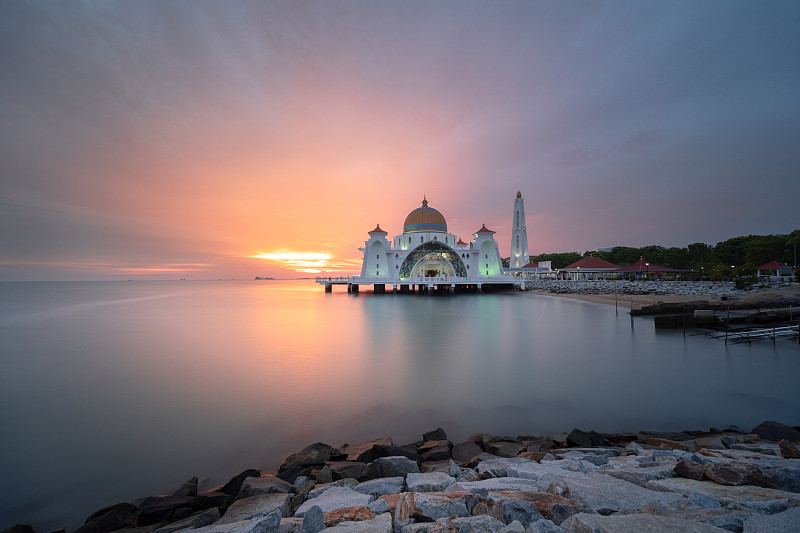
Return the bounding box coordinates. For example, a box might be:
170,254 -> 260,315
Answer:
318,193 -> 535,293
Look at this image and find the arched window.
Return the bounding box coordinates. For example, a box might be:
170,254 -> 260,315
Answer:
516,211 -> 519,228
516,235 -> 519,251
433,236 -> 437,240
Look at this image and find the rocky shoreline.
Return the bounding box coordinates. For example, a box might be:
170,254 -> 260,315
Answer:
7,422 -> 800,533
523,280 -> 800,313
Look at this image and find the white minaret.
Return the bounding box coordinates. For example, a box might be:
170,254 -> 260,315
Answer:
510,191 -> 529,269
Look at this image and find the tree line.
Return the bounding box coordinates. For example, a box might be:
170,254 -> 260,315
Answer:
527,230 -> 799,281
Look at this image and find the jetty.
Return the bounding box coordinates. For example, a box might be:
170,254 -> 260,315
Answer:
315,275 -> 519,294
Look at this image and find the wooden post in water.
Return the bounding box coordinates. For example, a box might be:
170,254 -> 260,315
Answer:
725,307 -> 730,345
615,293 -> 618,317
630,297 -> 634,329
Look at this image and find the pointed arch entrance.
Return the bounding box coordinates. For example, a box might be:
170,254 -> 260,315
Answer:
399,241 -> 468,278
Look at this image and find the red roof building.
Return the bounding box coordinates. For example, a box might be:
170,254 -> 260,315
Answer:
560,256 -> 620,280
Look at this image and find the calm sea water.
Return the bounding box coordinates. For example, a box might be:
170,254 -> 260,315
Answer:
1,280 -> 798,531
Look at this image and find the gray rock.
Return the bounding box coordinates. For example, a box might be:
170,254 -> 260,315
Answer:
315,465 -> 333,484
550,473 -> 683,513
492,497 -> 543,528
294,487 -> 373,517
307,479 -> 359,499
300,505 -> 323,533
353,477 -> 405,497
175,511 -> 281,533
365,456 -> 420,479
498,520 -> 526,533
321,512 -> 392,532
451,515 -> 507,532
751,421 -> 800,443
171,477 -> 199,498
367,499 -> 391,514
505,461 -> 585,486
341,437 -> 393,462
553,448 -> 622,459
625,442 -> 647,456
647,477 -> 798,513
279,443 -> 342,473
477,456 -> 536,478
420,459 -> 463,478
325,461 -> 368,481
603,465 -> 676,487
218,493 -> 291,524
689,492 -> 722,509
238,476 -> 293,499
406,472 -> 456,493
153,508 -> 220,533
453,441 -> 485,463
742,506 -> 800,533
279,517 -> 302,533
560,512 -> 727,532
487,441 -> 526,458
447,477 -> 540,496
525,519 -> 563,533
395,492 -> 471,522
424,428 -> 448,442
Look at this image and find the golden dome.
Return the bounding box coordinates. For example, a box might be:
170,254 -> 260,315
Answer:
403,197 -> 447,233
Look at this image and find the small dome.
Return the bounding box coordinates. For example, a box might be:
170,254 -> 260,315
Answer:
403,197 -> 447,233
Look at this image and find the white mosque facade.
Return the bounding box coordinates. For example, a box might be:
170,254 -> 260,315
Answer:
354,194 -> 527,288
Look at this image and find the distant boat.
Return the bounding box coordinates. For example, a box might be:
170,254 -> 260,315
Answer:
255,276 -> 274,280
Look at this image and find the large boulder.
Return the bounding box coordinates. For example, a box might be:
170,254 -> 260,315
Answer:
74,503 -> 138,533
423,428 -> 448,442
406,472 -> 455,493
280,443 -> 343,472
217,493 -> 292,524
321,512 -> 392,532
341,437 -> 394,462
452,441 -> 484,464
364,456 -> 420,480
751,421 -> 800,443
548,473 -> 683,513
237,476 -> 292,499
488,490 -> 589,525
394,492 -> 471,522
486,441 -> 526,458
219,469 -> 261,497
294,487 -> 373,517
353,477 -> 405,498
779,440 -> 800,459
153,508 -> 220,533
561,512 -> 730,532
742,506 -> 800,533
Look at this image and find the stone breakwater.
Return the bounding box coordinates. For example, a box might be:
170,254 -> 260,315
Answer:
523,279 -> 798,301
7,422 -> 800,533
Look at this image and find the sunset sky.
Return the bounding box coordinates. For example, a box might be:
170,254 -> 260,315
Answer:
1,1 -> 799,280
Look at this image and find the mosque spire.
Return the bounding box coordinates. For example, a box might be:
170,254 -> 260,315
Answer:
510,191 -> 530,269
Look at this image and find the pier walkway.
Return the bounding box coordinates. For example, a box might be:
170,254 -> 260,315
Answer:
315,275 -> 521,294
705,324 -> 800,344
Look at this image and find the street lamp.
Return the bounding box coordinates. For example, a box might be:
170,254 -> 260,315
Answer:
577,266 -> 581,281
731,265 -> 735,280
646,262 -> 650,279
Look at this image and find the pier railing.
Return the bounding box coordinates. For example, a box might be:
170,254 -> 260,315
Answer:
315,275 -> 517,285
